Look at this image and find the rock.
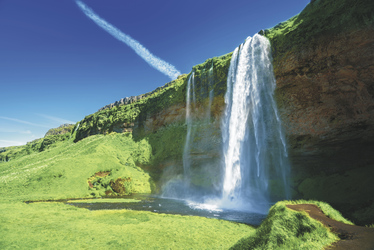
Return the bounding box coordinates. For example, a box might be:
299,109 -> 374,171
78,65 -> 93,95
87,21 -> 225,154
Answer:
274,29 -> 374,171
110,177 -> 132,195
45,124 -> 74,136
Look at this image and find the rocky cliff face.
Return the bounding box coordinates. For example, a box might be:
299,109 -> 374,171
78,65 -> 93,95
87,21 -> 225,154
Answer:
266,0 -> 374,224
275,28 -> 374,170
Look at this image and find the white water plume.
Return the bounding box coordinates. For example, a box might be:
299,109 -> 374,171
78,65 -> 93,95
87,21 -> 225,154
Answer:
220,34 -> 290,211
183,72 -> 196,181
76,1 -> 181,80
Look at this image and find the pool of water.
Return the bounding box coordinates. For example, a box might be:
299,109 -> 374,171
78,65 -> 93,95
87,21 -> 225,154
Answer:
66,194 -> 267,226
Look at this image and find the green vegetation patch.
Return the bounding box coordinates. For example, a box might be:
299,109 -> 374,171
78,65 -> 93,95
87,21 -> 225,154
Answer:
74,53 -> 232,143
0,200 -> 254,249
74,75 -> 188,142
264,0 -> 374,67
231,200 -> 341,249
0,133 -> 71,162
45,124 -> 74,136
191,53 -> 232,102
67,198 -> 140,203
0,133 -> 152,201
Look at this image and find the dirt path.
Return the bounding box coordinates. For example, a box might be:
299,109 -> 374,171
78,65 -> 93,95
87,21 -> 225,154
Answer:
287,204 -> 374,250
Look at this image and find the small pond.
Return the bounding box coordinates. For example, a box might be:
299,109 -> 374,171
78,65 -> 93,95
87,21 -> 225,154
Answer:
64,194 -> 267,226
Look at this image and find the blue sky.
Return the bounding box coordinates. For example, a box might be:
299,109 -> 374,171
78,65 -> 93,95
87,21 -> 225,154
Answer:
0,0 -> 309,147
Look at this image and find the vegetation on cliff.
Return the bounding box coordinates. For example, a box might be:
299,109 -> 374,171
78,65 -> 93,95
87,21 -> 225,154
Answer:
74,53 -> 232,143
45,124 -> 74,136
74,74 -> 187,142
264,0 -> 374,72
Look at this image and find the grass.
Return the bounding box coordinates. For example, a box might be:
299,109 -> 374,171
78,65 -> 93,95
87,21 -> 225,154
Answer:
0,133 -> 152,201
0,133 -> 71,162
0,132 -> 255,249
231,200 -> 341,250
66,198 -> 141,203
0,200 -> 254,249
285,200 -> 353,225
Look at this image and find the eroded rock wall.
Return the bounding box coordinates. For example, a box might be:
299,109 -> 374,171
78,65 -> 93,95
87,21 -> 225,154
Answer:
273,28 -> 374,224
275,29 -> 374,172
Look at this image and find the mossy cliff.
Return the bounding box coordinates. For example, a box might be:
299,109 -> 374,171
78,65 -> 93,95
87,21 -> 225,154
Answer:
264,0 -> 374,225
65,0 -> 374,224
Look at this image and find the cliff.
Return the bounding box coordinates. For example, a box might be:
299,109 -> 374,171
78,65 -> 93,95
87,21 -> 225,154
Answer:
97,75 -> 186,112
265,0 -> 374,225
67,0 -> 374,224
45,124 -> 74,136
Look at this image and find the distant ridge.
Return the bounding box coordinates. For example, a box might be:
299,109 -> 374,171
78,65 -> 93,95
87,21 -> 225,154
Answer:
98,75 -> 186,112
45,124 -> 74,137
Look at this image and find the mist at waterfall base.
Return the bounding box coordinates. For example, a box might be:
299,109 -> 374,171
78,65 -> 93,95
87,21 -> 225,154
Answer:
161,34 -> 290,219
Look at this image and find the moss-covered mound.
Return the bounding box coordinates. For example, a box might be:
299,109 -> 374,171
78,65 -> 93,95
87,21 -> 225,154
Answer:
231,200 -> 350,249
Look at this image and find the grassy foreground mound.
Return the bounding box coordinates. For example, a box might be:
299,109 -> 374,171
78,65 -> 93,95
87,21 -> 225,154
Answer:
230,200 -> 352,249
0,201 -> 254,249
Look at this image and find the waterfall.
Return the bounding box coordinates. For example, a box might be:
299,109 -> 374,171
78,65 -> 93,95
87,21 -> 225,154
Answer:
161,36 -> 289,213
206,61 -> 214,121
220,34 -> 290,211
70,123 -> 80,139
183,72 -> 196,182
162,62 -> 218,199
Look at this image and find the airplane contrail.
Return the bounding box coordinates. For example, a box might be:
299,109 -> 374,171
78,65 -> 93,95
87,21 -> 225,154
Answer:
76,1 -> 181,80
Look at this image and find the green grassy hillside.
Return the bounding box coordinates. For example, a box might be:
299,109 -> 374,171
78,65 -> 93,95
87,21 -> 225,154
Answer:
0,133 -> 152,201
0,133 -> 72,163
